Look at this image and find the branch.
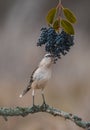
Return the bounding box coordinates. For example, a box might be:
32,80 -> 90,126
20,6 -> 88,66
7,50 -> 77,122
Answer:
0,104 -> 90,130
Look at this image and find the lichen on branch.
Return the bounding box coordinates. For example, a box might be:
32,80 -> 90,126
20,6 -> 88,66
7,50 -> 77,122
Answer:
0,104 -> 90,130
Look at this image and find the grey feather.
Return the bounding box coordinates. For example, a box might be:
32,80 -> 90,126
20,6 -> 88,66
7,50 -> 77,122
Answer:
19,67 -> 37,97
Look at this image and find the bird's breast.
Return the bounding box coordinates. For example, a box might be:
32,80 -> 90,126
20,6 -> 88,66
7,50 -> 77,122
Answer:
31,67 -> 51,89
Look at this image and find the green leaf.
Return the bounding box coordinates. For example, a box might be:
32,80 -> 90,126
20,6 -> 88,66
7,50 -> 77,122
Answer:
63,8 -> 77,24
53,19 -> 60,30
61,19 -> 75,35
46,8 -> 56,25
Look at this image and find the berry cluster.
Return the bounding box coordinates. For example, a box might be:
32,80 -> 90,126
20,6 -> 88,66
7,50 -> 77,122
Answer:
37,27 -> 74,61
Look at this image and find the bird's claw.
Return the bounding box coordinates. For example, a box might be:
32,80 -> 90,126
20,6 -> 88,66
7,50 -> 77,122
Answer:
41,102 -> 48,110
31,105 -> 38,112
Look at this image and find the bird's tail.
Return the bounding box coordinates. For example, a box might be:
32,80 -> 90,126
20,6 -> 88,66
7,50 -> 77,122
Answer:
19,85 -> 31,98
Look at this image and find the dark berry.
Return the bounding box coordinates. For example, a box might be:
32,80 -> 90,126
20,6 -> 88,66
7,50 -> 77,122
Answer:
37,27 -> 74,62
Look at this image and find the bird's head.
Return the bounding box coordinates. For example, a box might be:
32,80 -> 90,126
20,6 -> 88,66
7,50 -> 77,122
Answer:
39,53 -> 54,68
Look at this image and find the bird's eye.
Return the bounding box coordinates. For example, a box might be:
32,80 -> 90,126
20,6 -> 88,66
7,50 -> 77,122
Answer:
45,55 -> 51,58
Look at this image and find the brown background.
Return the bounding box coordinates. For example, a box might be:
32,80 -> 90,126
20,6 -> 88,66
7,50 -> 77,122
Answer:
0,0 -> 90,130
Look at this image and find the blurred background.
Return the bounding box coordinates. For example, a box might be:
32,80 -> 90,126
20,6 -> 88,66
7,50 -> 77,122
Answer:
0,0 -> 90,130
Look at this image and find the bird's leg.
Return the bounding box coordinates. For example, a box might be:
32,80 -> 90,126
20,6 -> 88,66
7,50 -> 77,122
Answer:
31,89 -> 38,111
41,90 -> 46,104
41,90 -> 48,109
32,89 -> 35,106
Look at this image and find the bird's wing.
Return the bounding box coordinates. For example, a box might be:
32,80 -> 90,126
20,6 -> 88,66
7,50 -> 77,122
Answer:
29,67 -> 38,84
32,67 -> 45,81
19,67 -> 38,97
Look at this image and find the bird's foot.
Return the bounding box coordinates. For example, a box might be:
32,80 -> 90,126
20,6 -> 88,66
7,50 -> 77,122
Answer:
31,104 -> 38,112
40,102 -> 49,111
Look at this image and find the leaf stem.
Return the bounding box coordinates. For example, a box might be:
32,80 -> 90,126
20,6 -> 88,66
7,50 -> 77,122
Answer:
57,1 -> 62,19
59,0 -> 62,4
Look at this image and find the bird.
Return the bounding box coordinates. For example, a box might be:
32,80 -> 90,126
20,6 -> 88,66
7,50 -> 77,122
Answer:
19,53 -> 54,106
